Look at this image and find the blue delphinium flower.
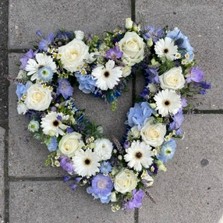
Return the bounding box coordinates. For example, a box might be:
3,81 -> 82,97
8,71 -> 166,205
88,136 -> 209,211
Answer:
143,26 -> 164,42
87,174 -> 113,204
106,45 -> 123,60
55,30 -> 75,42
198,81 -> 211,95
100,161 -> 112,175
37,32 -> 55,51
60,156 -> 74,173
125,189 -> 145,209
75,72 -> 96,94
167,27 -> 194,60
157,139 -> 176,163
38,66 -> 54,82
57,79 -> 74,99
127,102 -> 153,127
16,82 -> 31,99
47,137 -> 58,152
20,49 -> 36,69
144,67 -> 159,84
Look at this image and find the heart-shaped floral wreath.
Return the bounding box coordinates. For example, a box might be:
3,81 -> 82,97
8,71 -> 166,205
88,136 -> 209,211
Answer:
16,18 -> 210,211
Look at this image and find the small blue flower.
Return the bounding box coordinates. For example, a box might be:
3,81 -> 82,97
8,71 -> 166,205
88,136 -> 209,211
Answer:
100,161 -> 112,175
75,73 -> 96,94
157,139 -> 176,163
127,102 -> 153,127
57,79 -> 74,99
47,137 -> 58,152
38,66 -> 54,82
16,82 -> 31,99
38,32 -> 55,51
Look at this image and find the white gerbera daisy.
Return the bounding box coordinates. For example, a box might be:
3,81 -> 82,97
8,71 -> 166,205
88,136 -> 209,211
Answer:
25,53 -> 57,81
124,141 -> 153,172
41,112 -> 68,136
92,60 -> 122,90
154,89 -> 181,117
154,37 -> 178,61
94,138 -> 113,161
73,149 -> 100,177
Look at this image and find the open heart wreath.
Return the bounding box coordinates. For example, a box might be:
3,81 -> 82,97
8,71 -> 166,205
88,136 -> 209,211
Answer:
16,18 -> 210,211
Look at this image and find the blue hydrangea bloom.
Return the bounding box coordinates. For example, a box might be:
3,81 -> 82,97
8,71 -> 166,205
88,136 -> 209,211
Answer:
38,66 -> 54,82
127,102 -> 153,127
87,174 -> 113,204
167,27 -> 194,60
75,72 -> 96,94
47,137 -> 58,152
16,82 -> 31,99
157,139 -> 176,163
100,161 -> 112,175
57,79 -> 74,99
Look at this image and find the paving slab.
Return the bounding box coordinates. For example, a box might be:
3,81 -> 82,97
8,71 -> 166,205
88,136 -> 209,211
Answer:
9,181 -> 134,223
0,127 -> 5,222
8,51 -> 133,177
136,1 -> 223,110
9,0 -> 131,49
0,0 -> 8,49
139,114 -> 223,223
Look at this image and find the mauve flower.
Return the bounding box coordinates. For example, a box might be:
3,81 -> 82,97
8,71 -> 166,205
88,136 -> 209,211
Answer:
75,72 -> 96,94
127,102 -> 153,127
20,49 -> 36,69
125,189 -> 145,209
60,156 -> 74,173
57,79 -> 73,99
106,45 -> 123,60
186,67 -> 204,83
169,109 -> 184,130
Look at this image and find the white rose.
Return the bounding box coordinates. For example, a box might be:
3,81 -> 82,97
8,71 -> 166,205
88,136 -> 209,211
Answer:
58,38 -> 89,72
74,30 -> 84,40
125,18 -> 133,29
114,169 -> 138,194
118,32 -> 145,66
141,119 -> 166,147
25,84 -> 52,111
17,102 -> 28,114
59,132 -> 84,157
94,138 -> 113,161
122,66 -> 132,77
159,67 -> 185,90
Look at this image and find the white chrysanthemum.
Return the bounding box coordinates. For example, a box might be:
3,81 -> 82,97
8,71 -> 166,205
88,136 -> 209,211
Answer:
92,60 -> 122,90
25,53 -> 56,81
154,89 -> 181,117
73,149 -> 100,177
155,37 -> 178,61
94,138 -> 113,161
124,141 -> 153,171
41,112 -> 68,137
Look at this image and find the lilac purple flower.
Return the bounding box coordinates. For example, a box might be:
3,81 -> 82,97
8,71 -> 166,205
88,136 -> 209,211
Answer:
75,73 -> 96,94
87,174 -> 113,204
57,79 -> 74,99
144,67 -> 159,84
198,81 -> 211,95
106,45 -> 123,60
38,32 -> 55,51
157,139 -> 176,163
143,26 -> 164,42
127,102 -> 153,127
60,156 -> 74,173
20,49 -> 35,69
169,109 -> 184,130
47,137 -> 58,152
125,189 -> 145,209
186,67 -> 204,83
